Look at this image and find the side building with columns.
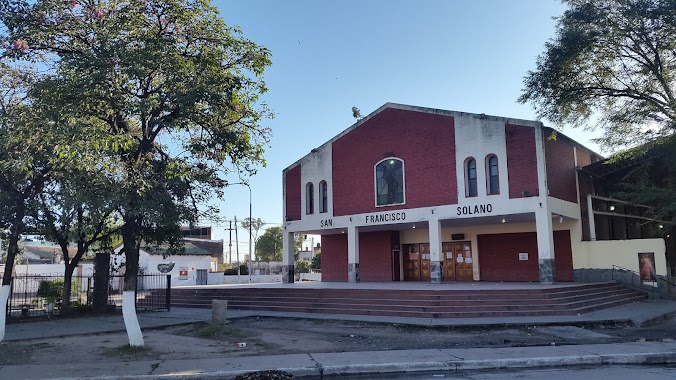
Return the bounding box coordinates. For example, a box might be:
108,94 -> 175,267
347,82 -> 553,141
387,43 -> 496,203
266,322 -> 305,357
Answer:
281,103 -> 670,284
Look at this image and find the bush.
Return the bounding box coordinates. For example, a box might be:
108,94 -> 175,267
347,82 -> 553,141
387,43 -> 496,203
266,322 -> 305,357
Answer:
296,259 -> 311,273
36,279 -> 63,303
224,264 -> 249,275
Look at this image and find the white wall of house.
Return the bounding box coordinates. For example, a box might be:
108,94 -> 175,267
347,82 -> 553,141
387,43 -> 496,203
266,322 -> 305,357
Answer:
574,238 -> 667,276
144,252 -> 211,287
12,264 -> 94,276
206,273 -> 282,285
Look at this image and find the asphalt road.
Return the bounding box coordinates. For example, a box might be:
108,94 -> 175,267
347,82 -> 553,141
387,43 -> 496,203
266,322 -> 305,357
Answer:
325,364 -> 676,379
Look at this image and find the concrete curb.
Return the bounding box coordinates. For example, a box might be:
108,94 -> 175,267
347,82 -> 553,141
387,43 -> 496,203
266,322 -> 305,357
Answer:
47,350 -> 676,380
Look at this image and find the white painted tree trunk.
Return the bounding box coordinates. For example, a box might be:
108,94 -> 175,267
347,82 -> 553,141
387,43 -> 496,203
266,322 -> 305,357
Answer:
0,284 -> 10,342
122,290 -> 144,347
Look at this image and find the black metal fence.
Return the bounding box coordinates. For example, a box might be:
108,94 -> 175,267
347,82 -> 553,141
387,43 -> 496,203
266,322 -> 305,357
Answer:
5,273 -> 171,320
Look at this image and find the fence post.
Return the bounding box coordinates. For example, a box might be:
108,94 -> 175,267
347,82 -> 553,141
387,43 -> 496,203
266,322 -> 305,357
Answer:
134,275 -> 138,311
6,280 -> 13,319
86,277 -> 91,306
166,275 -> 171,311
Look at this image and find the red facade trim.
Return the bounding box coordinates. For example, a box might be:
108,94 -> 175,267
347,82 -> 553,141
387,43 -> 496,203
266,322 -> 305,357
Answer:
285,165 -> 302,221
545,136 -> 578,203
332,108 -> 456,216
478,231 -> 573,282
505,124 -> 539,199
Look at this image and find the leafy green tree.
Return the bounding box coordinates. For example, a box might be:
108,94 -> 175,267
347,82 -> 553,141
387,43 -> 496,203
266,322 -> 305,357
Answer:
311,251 -> 321,270
520,0 -> 676,225
295,259 -> 311,273
255,226 -> 282,261
1,0 -> 271,346
0,63 -> 56,341
241,217 -> 265,260
519,0 -> 676,149
37,172 -> 122,313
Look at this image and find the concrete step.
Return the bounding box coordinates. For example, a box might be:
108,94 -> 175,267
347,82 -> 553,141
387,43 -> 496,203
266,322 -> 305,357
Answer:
168,282 -> 647,319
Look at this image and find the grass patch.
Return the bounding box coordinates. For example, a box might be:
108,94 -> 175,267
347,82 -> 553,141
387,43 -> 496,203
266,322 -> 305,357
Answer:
100,344 -> 158,360
0,343 -> 39,365
190,322 -> 256,338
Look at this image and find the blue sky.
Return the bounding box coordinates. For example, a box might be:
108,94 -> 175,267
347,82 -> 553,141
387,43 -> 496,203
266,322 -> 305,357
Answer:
209,0 -> 601,253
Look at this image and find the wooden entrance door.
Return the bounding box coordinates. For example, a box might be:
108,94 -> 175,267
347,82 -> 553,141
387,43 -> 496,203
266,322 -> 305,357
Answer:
455,242 -> 473,281
420,243 -> 431,281
403,244 -> 421,281
442,242 -> 456,280
442,242 -> 473,281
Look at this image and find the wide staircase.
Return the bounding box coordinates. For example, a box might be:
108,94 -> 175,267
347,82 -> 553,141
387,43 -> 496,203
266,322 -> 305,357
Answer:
170,282 -> 646,319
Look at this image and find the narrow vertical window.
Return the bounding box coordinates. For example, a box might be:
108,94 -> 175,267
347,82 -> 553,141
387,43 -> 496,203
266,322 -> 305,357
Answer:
319,181 -> 328,213
306,182 -> 314,214
375,158 -> 405,206
466,158 -> 477,197
486,155 -> 499,195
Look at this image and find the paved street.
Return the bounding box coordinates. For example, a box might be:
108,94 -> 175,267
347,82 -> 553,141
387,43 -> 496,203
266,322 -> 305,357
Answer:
334,365 -> 676,379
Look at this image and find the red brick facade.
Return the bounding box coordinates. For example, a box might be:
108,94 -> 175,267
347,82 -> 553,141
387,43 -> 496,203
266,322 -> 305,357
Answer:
359,231 -> 395,281
505,124 -> 539,199
477,231 -> 573,282
545,132 -> 578,203
321,231 -> 395,282
284,165 -> 301,221
332,108 -> 456,216
321,234 -> 348,281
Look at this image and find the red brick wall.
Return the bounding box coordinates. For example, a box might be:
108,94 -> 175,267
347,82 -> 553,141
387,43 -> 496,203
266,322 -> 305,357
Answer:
321,231 -> 395,282
332,108 -> 456,216
505,124 -> 539,198
576,150 -> 594,241
285,165 -> 301,221
360,231 -> 394,281
545,133 -> 578,203
478,231 -> 573,282
321,233 -> 347,281
554,231 -> 574,281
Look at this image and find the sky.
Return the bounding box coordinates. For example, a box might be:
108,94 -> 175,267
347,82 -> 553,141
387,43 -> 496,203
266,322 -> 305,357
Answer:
208,0 -> 603,256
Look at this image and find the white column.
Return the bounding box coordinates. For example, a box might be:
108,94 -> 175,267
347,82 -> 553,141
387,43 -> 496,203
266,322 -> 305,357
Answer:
535,206 -> 556,284
535,123 -> 556,284
282,230 -> 295,283
587,194 -> 597,241
347,225 -> 360,283
428,218 -> 442,283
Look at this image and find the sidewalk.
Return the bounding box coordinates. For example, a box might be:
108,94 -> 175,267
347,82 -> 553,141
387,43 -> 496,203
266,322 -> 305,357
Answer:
2,342 -> 676,380
2,299 -> 676,379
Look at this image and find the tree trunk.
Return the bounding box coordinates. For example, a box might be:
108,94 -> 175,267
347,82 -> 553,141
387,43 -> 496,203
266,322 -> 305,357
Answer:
1,216 -> 24,342
93,251 -> 110,314
121,219 -> 143,347
61,264 -> 76,314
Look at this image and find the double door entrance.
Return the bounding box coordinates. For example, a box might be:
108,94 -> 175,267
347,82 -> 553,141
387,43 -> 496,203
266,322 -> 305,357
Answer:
402,242 -> 473,281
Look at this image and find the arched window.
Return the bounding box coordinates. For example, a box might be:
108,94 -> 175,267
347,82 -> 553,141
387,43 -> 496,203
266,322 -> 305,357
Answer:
319,181 -> 328,213
375,158 -> 405,206
306,182 -> 314,214
466,158 -> 477,197
486,155 -> 499,195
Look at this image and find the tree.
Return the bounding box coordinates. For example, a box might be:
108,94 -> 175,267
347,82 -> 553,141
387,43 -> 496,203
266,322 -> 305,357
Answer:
519,0 -> 676,149
241,217 -> 265,259
0,63 -> 54,342
37,172 -> 122,313
255,226 -> 282,261
295,259 -> 311,273
1,0 -> 271,346
311,251 -> 321,270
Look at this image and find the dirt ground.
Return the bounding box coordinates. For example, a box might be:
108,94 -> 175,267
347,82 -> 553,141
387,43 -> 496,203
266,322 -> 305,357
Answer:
1,316 -> 675,366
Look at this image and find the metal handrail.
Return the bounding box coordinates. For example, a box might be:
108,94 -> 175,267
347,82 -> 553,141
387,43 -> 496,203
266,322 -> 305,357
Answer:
611,265 -> 676,297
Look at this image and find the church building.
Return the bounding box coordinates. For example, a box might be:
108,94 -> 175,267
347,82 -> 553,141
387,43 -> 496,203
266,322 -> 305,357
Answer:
281,103 -> 671,285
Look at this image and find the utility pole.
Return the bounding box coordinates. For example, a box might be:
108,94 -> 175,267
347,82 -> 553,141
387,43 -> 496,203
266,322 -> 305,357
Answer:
228,220 -> 233,265
235,216 -> 240,281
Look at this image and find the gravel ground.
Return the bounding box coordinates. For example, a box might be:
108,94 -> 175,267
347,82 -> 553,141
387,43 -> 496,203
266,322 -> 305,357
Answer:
1,316 -> 675,366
